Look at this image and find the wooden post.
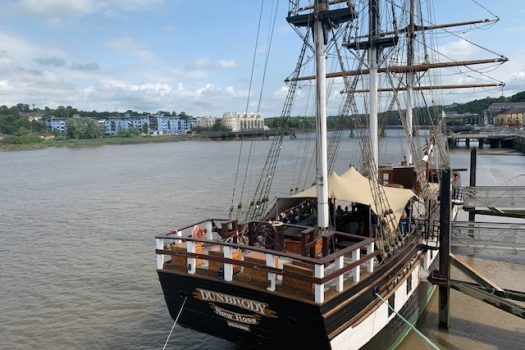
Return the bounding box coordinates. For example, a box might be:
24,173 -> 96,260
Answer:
468,148 -> 477,224
205,221 -> 213,240
351,249 -> 360,282
366,242 -> 375,273
266,253 -> 276,291
223,246 -> 233,282
156,238 -> 165,269
314,264 -> 325,304
335,256 -> 344,292
187,241 -> 196,275
439,169 -> 451,329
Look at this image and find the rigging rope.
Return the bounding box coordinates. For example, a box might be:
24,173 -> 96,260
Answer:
230,0 -> 266,216
162,296 -> 188,350
375,293 -> 440,350
236,0 -> 281,220
243,30 -> 310,221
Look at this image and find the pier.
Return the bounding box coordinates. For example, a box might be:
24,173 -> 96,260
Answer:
431,149 -> 525,329
447,129 -> 523,149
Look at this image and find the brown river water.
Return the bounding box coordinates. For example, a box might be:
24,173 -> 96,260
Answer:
1,132 -> 524,349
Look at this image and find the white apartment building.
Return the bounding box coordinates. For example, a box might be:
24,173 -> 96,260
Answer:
221,112 -> 264,132
196,116 -> 217,128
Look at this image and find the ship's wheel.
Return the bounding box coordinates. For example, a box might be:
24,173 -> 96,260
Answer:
249,221 -> 284,250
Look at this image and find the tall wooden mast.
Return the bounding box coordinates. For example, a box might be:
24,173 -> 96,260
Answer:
405,0 -> 415,165
314,0 -> 330,230
368,0 -> 380,171
287,1 -> 357,230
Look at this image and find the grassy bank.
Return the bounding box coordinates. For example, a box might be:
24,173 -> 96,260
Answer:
0,134 -> 209,151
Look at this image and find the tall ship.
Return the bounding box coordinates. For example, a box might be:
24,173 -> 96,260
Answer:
155,1 -> 506,349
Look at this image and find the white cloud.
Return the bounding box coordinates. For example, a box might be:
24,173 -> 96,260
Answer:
105,36 -> 154,61
194,58 -> 212,69
3,0 -> 165,25
70,62 -> 100,71
438,39 -> 480,61
13,0 -> 103,17
0,80 -> 12,91
192,58 -> 238,69
217,59 -> 237,68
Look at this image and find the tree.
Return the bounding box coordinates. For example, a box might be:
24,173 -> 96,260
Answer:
66,117 -> 103,139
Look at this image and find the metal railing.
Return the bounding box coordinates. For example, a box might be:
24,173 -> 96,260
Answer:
451,221 -> 525,253
462,186 -> 525,208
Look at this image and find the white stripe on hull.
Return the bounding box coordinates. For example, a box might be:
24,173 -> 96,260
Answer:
330,242 -> 439,350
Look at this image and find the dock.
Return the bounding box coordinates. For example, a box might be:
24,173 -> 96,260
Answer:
430,151 -> 525,329
447,129 -> 524,149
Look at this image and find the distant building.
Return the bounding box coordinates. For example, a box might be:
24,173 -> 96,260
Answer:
495,108 -> 525,127
104,116 -> 130,136
487,102 -> 525,125
155,115 -> 195,134
46,116 -> 66,133
196,116 -> 216,128
221,112 -> 264,132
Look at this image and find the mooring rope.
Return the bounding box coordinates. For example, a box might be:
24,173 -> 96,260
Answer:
375,293 -> 440,350
162,296 -> 188,350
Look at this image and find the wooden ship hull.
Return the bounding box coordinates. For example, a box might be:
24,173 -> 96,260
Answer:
156,213 -> 440,349
154,0 -> 505,346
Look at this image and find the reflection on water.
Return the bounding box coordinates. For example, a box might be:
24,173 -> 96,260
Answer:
0,136 -> 523,349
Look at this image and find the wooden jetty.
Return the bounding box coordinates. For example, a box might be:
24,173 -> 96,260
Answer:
447,129 -> 522,149
429,151 -> 525,329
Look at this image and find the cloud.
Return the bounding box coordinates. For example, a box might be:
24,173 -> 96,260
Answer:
3,0 -> 165,24
0,80 -> 12,91
438,39 -> 480,61
194,58 -> 212,69
70,62 -> 100,71
191,58 -> 238,69
12,0 -> 102,18
217,60 -> 237,68
34,57 -> 66,67
105,36 -> 154,61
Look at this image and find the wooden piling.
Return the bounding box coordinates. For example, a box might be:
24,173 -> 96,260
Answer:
439,169 -> 451,329
468,148 -> 477,224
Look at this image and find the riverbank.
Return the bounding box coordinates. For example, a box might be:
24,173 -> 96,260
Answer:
0,134 -> 209,151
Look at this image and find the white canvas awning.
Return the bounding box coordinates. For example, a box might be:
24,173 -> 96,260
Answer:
267,167 -> 415,226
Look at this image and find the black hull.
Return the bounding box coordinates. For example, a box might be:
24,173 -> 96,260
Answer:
157,242 -> 437,349
158,270 -> 330,349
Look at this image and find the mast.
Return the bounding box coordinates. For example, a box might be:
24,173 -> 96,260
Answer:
369,0 -> 379,171
405,0 -> 415,165
314,0 -> 329,230
287,1 -> 356,229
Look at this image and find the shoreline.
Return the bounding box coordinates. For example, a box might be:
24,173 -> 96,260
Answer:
0,134 -> 211,152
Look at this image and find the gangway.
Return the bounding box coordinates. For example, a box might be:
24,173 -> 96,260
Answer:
462,186 -> 525,208
451,221 -> 525,253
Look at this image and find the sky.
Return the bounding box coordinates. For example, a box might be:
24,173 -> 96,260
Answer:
0,0 -> 524,117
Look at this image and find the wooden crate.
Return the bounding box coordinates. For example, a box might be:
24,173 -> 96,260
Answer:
282,261 -> 314,293
168,242 -> 204,267
243,251 -> 278,283
208,246 -> 242,273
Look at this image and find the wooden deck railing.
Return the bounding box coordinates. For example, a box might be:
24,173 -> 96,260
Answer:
155,219 -> 377,304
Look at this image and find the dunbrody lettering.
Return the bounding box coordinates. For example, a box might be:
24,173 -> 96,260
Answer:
193,288 -> 277,318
